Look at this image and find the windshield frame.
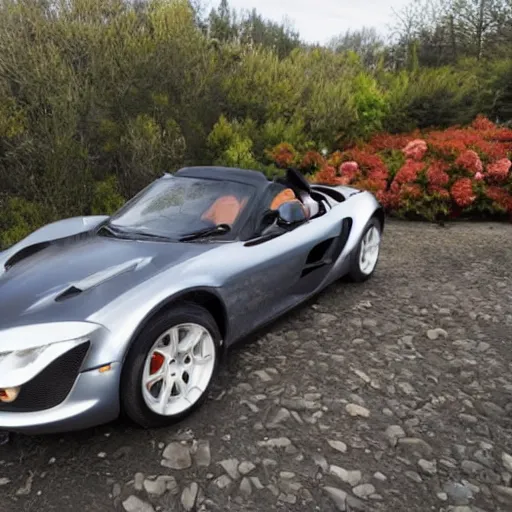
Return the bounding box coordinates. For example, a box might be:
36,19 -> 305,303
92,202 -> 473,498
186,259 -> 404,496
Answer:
104,175 -> 258,242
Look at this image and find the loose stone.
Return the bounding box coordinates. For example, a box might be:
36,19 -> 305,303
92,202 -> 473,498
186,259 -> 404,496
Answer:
180,482 -> 198,512
162,442 -> 192,470
352,484 -> 375,499
238,461 -> 256,475
346,404 -> 370,418
122,496 -> 155,512
328,440 -> 348,453
324,486 -> 348,511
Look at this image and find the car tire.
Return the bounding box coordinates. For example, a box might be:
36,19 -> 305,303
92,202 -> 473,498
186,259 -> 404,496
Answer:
348,216 -> 382,282
120,303 -> 221,429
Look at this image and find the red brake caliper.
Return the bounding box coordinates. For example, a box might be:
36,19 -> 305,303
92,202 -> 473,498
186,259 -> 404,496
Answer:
150,352 -> 165,375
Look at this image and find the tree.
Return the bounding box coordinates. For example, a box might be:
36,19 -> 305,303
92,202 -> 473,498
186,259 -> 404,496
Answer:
328,27 -> 386,68
207,0 -> 238,42
391,0 -> 512,65
238,9 -> 301,59
451,0 -> 512,59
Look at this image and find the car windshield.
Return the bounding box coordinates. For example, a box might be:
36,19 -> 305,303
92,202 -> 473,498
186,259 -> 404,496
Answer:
107,176 -> 254,240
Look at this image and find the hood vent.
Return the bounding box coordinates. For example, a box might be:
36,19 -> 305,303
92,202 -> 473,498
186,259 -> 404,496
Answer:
53,257 -> 153,302
4,241 -> 51,271
55,286 -> 83,302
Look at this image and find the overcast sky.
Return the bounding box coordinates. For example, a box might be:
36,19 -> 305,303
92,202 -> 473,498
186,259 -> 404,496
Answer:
219,0 -> 412,44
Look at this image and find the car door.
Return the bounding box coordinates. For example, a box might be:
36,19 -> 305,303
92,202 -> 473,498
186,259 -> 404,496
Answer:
224,209 -> 350,341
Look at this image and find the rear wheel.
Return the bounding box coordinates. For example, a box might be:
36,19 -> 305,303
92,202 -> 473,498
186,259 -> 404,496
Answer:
121,304 -> 220,428
348,217 -> 382,282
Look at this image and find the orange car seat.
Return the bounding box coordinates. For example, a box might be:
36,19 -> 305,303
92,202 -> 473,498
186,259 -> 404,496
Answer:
201,195 -> 247,225
270,187 -> 311,218
270,188 -> 297,210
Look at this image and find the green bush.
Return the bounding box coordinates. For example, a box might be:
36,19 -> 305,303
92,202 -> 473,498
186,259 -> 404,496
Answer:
0,0 -> 510,231
91,176 -> 126,216
381,66 -> 484,133
0,197 -> 53,250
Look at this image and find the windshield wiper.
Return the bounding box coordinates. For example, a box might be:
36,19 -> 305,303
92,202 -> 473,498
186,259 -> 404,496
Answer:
179,224 -> 231,242
98,224 -> 125,238
98,224 -> 173,242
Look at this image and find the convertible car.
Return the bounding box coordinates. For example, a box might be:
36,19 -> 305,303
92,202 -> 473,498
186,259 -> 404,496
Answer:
0,166 -> 384,434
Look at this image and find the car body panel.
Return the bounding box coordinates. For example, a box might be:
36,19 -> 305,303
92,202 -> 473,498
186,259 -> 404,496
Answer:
0,168 -> 383,433
0,215 -> 109,277
0,363 -> 121,434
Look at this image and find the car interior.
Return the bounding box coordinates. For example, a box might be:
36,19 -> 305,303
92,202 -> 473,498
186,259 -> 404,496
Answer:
272,168 -> 334,220
253,169 -> 339,239
175,166 -> 346,241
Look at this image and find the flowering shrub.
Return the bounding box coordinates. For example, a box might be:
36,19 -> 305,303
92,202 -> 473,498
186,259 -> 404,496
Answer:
451,178 -> 476,208
403,139 -> 428,161
487,159 -> 511,182
267,115 -> 512,221
266,142 -> 298,168
299,151 -> 326,172
455,150 -> 483,174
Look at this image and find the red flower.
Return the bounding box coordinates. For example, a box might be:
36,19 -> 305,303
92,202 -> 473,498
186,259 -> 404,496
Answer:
377,190 -> 400,210
485,186 -> 512,212
353,176 -> 387,193
429,139 -> 467,157
450,178 -> 476,208
312,165 -> 343,185
487,159 -> 511,182
429,186 -> 451,200
472,140 -> 508,160
343,149 -> 388,179
492,128 -> 512,143
474,172 -> 484,181
456,150 -> 483,174
300,151 -> 325,170
400,184 -> 423,200
269,143 -> 296,168
427,160 -> 450,188
394,160 -> 424,185
471,115 -> 496,131
369,133 -> 415,151
403,139 -> 428,161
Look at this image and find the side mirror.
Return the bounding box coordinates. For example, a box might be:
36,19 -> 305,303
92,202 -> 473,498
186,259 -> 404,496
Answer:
276,201 -> 308,226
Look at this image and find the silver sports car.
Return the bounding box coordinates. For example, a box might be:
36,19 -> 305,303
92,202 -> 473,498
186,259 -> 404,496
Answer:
0,166 -> 384,434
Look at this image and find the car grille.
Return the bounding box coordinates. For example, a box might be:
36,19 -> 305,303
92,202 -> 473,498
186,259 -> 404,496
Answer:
0,341 -> 90,412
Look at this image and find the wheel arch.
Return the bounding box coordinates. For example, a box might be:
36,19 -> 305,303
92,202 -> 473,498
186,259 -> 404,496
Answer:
373,206 -> 385,231
123,287 -> 229,362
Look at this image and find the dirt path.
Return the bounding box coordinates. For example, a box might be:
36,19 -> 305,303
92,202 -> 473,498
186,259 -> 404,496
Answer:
1,220 -> 512,512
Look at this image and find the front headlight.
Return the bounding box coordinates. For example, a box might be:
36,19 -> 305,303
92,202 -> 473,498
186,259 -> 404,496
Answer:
1,345 -> 46,368
0,337 -> 89,389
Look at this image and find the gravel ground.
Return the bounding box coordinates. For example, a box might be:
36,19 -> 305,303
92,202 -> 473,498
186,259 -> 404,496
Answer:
1,219 -> 512,512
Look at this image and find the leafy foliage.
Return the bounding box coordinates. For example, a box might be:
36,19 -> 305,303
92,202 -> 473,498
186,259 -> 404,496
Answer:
0,0 -> 511,250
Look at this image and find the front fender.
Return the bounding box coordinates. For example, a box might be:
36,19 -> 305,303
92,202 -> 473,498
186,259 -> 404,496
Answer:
0,216 -> 109,275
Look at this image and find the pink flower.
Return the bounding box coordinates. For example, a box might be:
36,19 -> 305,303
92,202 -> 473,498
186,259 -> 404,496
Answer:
474,171 -> 484,181
340,161 -> 359,174
456,150 -> 483,174
403,139 -> 428,161
339,161 -> 359,182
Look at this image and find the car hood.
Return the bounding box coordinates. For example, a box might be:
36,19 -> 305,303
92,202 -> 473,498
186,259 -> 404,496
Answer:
0,233 -> 215,329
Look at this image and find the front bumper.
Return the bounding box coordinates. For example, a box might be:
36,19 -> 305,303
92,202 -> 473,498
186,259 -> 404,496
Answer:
0,362 -> 121,434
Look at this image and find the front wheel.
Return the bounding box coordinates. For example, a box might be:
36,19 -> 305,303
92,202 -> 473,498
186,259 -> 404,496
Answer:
348,217 -> 382,282
121,304 -> 221,428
